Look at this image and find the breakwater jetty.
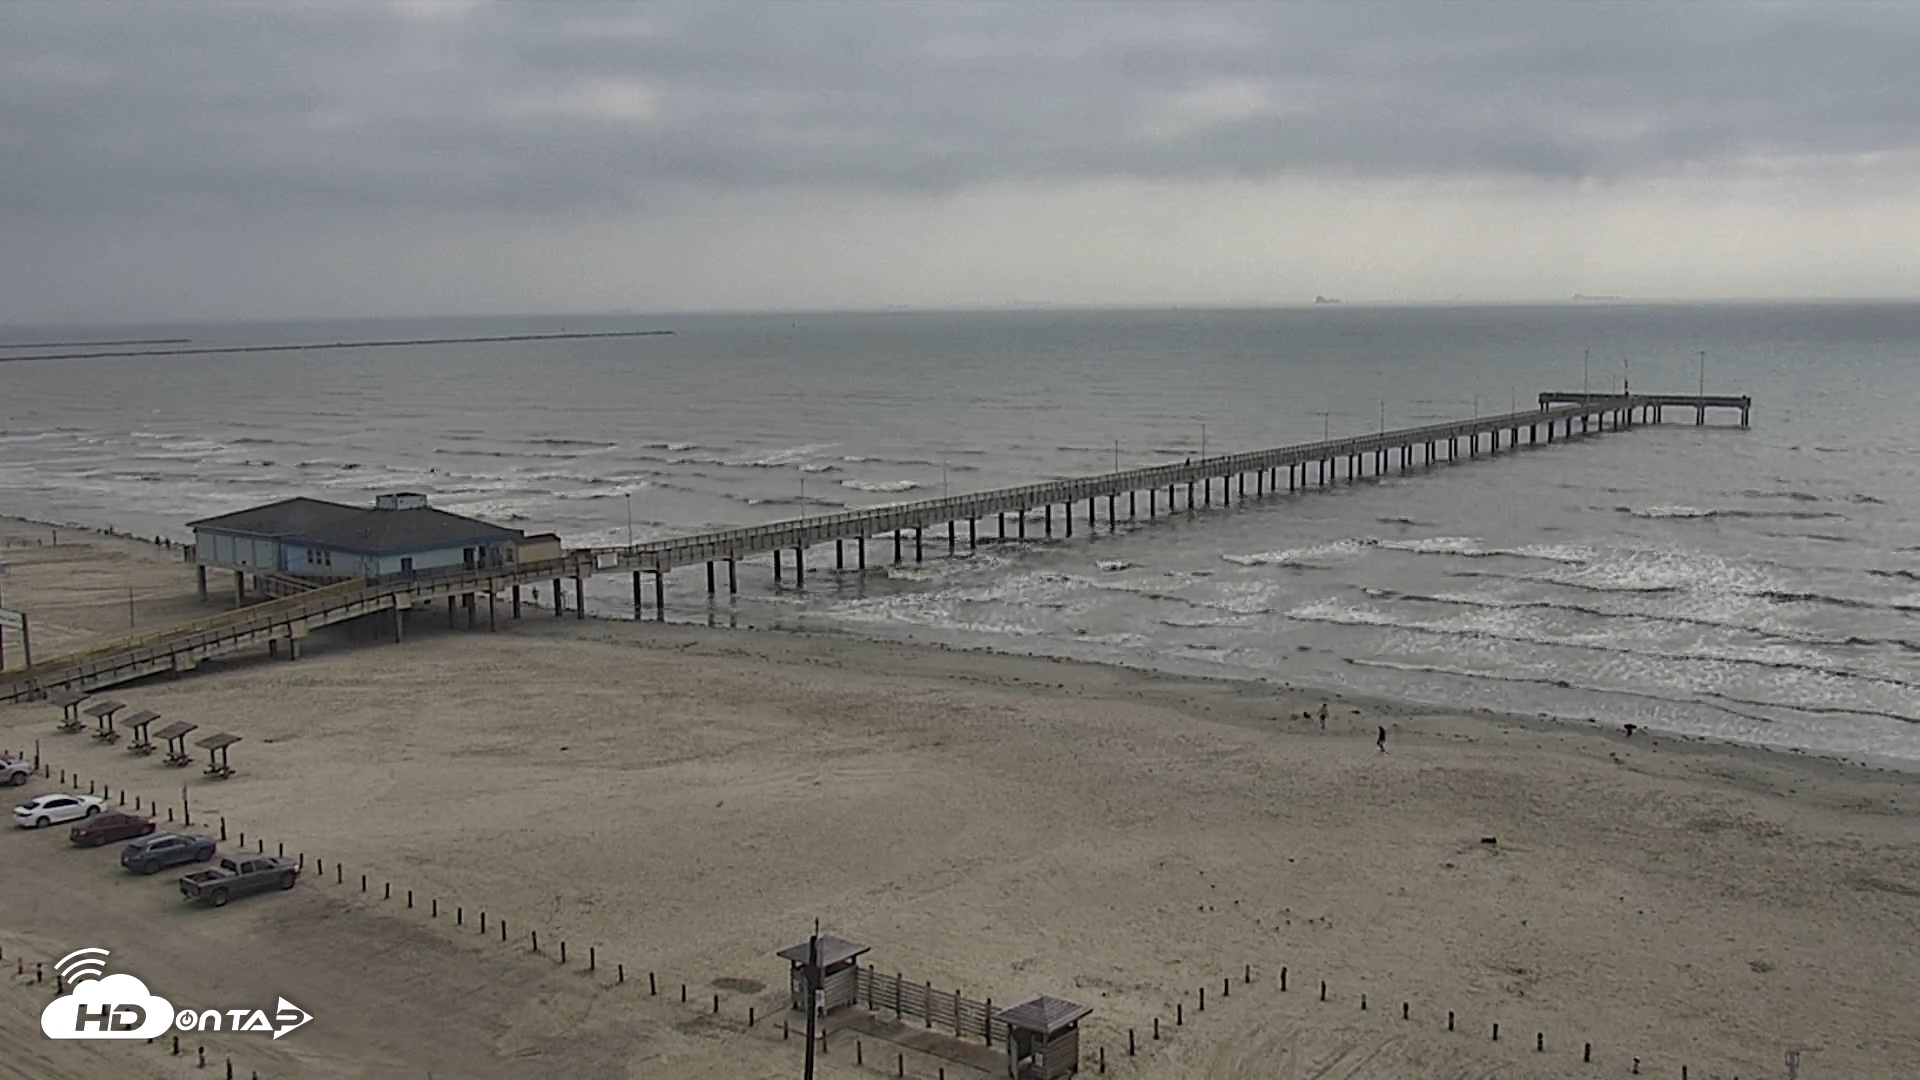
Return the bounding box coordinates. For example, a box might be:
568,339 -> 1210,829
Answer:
0,329 -> 674,364
0,391 -> 1747,700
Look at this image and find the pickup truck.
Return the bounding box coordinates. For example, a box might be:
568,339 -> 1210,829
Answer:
179,855 -> 299,907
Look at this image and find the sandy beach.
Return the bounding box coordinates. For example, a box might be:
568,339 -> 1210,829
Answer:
2,516 -> 1916,1079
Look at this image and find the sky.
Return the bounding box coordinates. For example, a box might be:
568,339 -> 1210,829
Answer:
3,1 -> 1918,323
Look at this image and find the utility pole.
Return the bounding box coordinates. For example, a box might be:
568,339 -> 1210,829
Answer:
1699,349 -> 1706,398
1583,348 -> 1590,397
1623,357 -> 1629,395
624,492 -> 634,549
802,921 -> 821,1080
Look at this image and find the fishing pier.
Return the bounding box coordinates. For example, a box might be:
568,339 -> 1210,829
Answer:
0,391 -> 1747,701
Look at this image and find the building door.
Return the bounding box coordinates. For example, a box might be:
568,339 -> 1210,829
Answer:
400,557 -> 414,576
463,547 -> 475,569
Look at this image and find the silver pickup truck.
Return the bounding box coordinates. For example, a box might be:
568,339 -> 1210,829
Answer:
179,855 -> 299,907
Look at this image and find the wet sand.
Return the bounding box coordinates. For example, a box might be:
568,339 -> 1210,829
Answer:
2,518 -> 1916,1078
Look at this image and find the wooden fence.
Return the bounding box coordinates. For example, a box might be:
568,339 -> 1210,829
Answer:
856,965 -> 1007,1045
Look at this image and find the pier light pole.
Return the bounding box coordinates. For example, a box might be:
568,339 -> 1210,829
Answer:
1113,439 -> 1120,473
127,586 -> 136,629
624,492 -> 634,549
1320,412 -> 1330,442
1699,349 -> 1706,397
1473,395 -> 1479,419
1200,423 -> 1207,460
942,452 -> 949,499
1583,348 -> 1590,397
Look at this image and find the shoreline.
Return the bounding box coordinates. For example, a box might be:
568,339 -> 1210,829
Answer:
4,509 -> 1914,780
3,516 -> 1917,1078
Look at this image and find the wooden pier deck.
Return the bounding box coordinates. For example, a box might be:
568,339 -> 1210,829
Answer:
0,391 -> 1746,700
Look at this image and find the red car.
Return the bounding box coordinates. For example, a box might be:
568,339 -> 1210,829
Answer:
70,811 -> 156,848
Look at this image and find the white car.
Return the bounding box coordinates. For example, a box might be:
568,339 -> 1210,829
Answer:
13,793 -> 106,829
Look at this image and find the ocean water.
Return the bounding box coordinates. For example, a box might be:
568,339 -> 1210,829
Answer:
2,303 -> 1916,761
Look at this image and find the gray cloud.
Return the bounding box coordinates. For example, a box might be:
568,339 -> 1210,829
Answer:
5,1 -> 1919,223
3,2 -> 1918,321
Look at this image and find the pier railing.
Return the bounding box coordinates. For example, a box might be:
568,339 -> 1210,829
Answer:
610,398 -> 1651,573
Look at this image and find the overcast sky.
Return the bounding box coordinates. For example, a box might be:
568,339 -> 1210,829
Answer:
4,1 -> 1918,323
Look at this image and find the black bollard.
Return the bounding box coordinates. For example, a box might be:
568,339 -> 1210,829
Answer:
1632,1057 -> 1640,1074
480,911 -> 486,932
1538,1032 -> 1544,1052
681,983 -> 687,1003
1280,966 -> 1287,991
500,919 -> 506,943
748,1005 -> 754,1026
173,1035 -> 180,1055
1199,986 -> 1205,1012
783,1020 -> 789,1040
1584,1042 -> 1592,1063
1320,980 -> 1326,1002
588,945 -> 593,970
712,993 -> 718,1014
1099,1046 -> 1106,1074
531,930 -> 538,953
1448,1010 -> 1455,1031
384,882 -> 390,900
1244,963 -> 1251,984
1402,1002 -> 1409,1020
1361,994 -> 1367,1011
198,1046 -> 206,1066
855,1040 -> 862,1065
220,818 -> 227,841
432,898 -> 438,918
1153,1017 -> 1160,1040
1223,976 -> 1230,998
226,1058 -> 233,1079
361,874 -> 367,893
649,971 -> 656,995
407,889 -> 413,908
336,864 -> 343,884
561,941 -> 567,964
1493,1022 -> 1500,1041
1129,1028 -> 1135,1056
618,963 -> 624,984
897,1052 -> 904,1077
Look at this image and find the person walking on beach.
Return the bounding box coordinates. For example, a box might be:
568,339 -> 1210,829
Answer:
1318,702 -> 1328,730
1377,725 -> 1388,753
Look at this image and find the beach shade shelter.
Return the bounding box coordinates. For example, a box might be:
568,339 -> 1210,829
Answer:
123,711 -> 161,754
775,935 -> 871,1015
154,721 -> 198,766
50,690 -> 89,727
995,996 -> 1093,1080
81,700 -> 125,738
196,733 -> 241,779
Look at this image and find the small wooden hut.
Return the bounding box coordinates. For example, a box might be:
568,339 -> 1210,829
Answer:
774,934 -> 870,1015
995,995 -> 1092,1080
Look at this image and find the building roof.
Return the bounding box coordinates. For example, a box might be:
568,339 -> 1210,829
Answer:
188,497 -> 522,555
994,996 -> 1093,1034
775,935 -> 871,969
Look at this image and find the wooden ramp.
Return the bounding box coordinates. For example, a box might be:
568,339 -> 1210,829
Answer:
0,555 -> 592,702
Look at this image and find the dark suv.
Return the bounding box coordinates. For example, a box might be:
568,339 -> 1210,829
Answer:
121,832 -> 218,875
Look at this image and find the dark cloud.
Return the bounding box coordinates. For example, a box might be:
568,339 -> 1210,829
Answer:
4,0 -> 1919,226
